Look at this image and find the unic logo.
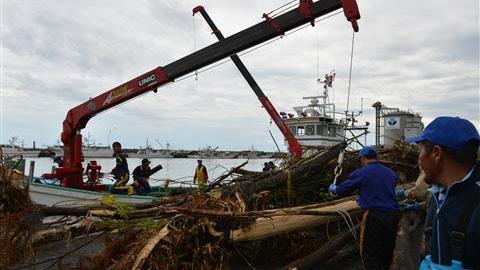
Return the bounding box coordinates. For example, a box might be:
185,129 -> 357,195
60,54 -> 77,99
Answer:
138,74 -> 156,87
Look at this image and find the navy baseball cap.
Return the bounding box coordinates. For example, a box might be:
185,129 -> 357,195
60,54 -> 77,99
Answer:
404,116 -> 480,149
359,146 -> 377,157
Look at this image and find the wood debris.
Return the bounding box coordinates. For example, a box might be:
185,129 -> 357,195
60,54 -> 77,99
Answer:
1,141 -> 421,269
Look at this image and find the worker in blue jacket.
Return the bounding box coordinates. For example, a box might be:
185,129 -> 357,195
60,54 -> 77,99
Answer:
404,116 -> 480,270
329,146 -> 400,270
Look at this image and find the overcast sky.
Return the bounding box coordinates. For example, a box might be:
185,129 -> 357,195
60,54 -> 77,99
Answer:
1,0 -> 479,151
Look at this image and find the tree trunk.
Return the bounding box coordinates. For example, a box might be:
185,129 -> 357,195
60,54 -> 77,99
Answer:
281,224 -> 359,270
231,143 -> 345,199
230,199 -> 359,242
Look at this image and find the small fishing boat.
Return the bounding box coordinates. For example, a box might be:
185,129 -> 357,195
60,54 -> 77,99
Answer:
29,181 -> 158,207
28,174 -> 198,207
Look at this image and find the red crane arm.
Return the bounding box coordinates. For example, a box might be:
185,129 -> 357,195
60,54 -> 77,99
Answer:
53,0 -> 360,189
62,68 -> 168,143
58,67 -> 170,188
261,97 -> 304,158
193,6 -> 303,159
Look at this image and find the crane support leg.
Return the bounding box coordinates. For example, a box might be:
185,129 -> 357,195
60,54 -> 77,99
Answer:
193,6 -> 303,159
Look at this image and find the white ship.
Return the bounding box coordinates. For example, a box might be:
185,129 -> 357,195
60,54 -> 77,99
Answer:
83,146 -> 114,158
1,136 -> 40,157
132,139 -> 172,158
1,145 -> 40,158
134,148 -> 171,158
282,72 -> 368,149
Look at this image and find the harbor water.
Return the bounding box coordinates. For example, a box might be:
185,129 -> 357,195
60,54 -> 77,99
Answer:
24,157 -> 275,185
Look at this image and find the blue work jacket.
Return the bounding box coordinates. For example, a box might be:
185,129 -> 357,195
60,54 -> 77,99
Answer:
424,162 -> 480,269
336,161 -> 398,212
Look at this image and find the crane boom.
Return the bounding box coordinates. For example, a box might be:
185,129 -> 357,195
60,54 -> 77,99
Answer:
54,0 -> 360,189
193,6 -> 304,159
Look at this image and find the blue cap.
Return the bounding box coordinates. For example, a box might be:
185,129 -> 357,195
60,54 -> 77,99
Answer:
404,116 -> 480,149
359,146 -> 377,157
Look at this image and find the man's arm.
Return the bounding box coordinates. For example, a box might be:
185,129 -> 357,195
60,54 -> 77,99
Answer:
336,170 -> 363,197
120,155 -> 129,171
111,155 -> 117,171
193,169 -> 197,183
132,166 -> 140,178
112,154 -> 127,171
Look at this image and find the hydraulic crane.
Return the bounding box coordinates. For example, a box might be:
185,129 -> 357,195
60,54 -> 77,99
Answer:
192,6 -> 304,160
47,0 -> 360,190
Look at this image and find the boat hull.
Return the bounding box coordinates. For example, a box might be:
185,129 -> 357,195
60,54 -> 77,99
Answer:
29,182 -> 156,207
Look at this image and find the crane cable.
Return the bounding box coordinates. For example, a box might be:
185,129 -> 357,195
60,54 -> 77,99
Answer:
269,1 -> 298,18
265,0 -> 297,17
345,30 -> 356,114
176,10 -> 343,84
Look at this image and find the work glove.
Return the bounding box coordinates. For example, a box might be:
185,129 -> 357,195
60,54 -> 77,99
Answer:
395,188 -> 406,199
328,184 -> 337,195
399,202 -> 421,212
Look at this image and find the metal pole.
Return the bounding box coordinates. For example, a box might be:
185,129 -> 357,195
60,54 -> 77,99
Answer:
372,101 -> 382,146
376,108 -> 381,146
108,127 -> 116,148
28,160 -> 35,181
268,130 -> 282,153
365,131 -> 367,146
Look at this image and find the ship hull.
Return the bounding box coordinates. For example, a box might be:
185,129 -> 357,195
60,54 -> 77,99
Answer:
29,182 -> 156,207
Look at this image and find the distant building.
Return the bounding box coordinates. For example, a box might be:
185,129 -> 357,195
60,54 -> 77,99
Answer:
372,102 -> 424,148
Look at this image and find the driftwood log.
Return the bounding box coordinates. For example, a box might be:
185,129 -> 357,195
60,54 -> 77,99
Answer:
231,143 -> 346,199
230,199 -> 359,242
325,245 -> 359,267
131,224 -> 170,270
282,224 -> 359,270
205,161 -> 248,192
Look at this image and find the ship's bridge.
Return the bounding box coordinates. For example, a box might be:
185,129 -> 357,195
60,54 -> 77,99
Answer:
282,96 -> 345,148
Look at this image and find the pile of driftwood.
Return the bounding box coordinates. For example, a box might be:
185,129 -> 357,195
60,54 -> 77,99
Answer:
0,142 -> 420,269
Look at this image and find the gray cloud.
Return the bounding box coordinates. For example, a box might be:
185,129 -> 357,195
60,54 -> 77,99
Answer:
2,0 -> 478,150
